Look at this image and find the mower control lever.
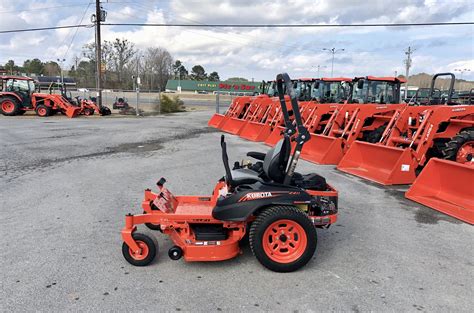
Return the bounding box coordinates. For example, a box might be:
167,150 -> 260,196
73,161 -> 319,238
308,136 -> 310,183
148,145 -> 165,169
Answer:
247,151 -> 266,161
157,177 -> 166,187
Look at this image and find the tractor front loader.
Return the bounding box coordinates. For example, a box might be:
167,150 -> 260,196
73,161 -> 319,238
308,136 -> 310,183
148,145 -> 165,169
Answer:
300,76 -> 406,164
338,73 -> 474,185
0,76 -> 80,118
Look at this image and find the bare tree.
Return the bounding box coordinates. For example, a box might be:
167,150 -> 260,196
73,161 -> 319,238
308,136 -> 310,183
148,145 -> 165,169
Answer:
112,38 -> 136,85
143,47 -> 173,91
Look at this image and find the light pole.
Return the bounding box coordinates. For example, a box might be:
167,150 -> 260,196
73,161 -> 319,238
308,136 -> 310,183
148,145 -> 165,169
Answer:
57,58 -> 66,85
312,65 -> 327,78
322,48 -> 344,77
454,68 -> 471,81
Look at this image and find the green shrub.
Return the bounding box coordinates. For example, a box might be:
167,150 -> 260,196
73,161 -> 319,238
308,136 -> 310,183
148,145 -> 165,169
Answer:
158,94 -> 185,113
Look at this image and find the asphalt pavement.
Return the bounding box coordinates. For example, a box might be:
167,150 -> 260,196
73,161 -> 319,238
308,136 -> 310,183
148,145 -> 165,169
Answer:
0,111 -> 472,312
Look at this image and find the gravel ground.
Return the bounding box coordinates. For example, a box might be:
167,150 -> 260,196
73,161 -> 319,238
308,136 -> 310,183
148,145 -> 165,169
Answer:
0,111 -> 472,312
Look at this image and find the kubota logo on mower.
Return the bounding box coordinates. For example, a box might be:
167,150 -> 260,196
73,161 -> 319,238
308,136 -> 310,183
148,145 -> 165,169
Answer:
239,192 -> 275,202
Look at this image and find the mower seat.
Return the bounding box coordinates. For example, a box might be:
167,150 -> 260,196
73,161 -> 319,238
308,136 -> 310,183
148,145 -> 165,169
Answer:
262,135 -> 291,184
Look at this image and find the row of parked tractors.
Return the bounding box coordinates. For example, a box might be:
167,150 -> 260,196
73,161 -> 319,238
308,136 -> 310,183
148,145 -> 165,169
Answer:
0,75 -> 112,118
208,73 -> 473,224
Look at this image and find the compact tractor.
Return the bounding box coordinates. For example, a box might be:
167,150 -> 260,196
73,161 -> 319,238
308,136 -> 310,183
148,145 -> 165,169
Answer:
121,73 -> 339,272
0,76 -> 80,118
47,82 -> 111,116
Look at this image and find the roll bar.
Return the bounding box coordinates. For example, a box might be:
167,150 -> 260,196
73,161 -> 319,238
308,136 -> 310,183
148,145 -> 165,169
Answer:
276,73 -> 310,185
428,73 -> 455,104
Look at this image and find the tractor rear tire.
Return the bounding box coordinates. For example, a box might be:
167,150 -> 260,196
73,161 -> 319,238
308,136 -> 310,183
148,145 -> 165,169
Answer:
122,232 -> 157,266
35,104 -> 51,117
249,206 -> 317,272
442,129 -> 474,164
0,97 -> 21,116
365,125 -> 386,143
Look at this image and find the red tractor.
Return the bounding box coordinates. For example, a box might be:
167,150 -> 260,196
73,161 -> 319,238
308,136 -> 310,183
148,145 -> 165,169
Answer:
0,76 -> 80,118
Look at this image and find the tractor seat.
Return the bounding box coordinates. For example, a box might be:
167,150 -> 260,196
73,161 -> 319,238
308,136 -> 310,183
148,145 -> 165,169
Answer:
229,135 -> 291,187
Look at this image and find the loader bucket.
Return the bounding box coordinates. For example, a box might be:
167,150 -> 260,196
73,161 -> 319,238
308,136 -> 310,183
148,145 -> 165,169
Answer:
239,122 -> 272,142
405,158 -> 474,224
208,113 -> 225,128
65,106 -> 81,118
220,117 -> 247,135
264,126 -> 285,146
300,134 -> 345,165
337,141 -> 418,185
239,121 -> 264,141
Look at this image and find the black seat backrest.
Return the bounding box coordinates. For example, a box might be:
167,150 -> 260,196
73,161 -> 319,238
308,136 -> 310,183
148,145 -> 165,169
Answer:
263,136 -> 291,183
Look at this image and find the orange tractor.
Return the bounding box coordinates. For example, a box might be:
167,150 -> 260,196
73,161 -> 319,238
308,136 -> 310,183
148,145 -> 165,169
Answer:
299,76 -> 406,164
47,82 -> 111,116
338,73 -> 473,185
264,77 -> 352,146
0,76 -> 80,118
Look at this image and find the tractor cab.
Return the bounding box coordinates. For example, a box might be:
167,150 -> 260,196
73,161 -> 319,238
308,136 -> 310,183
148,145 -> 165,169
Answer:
0,76 -> 36,108
310,78 -> 352,103
293,78 -> 314,101
350,76 -> 404,104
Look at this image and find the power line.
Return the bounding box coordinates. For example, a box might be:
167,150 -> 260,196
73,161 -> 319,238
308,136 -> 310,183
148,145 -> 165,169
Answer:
103,21 -> 473,28
0,24 -> 92,34
1,21 -> 472,34
62,3 -> 92,60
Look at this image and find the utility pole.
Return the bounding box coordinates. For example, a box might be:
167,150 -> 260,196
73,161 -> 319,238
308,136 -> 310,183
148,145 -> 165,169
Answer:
93,0 -> 106,107
404,46 -> 414,99
323,48 -> 344,77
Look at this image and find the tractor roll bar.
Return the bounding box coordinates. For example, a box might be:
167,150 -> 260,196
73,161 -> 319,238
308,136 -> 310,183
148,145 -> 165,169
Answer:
428,72 -> 455,104
276,73 -> 310,185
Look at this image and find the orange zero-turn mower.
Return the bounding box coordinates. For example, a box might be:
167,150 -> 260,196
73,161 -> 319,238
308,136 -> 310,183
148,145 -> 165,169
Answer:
299,76 -> 406,165
121,73 -> 339,272
338,73 -> 474,185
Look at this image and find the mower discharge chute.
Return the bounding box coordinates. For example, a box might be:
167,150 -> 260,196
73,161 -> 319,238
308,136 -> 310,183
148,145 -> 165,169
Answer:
300,76 -> 406,164
121,73 -> 339,272
338,73 -> 474,185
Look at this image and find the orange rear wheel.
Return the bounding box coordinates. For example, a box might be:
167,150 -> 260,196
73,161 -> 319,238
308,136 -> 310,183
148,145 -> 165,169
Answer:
456,141 -> 473,164
250,206 -> 317,272
262,219 -> 308,263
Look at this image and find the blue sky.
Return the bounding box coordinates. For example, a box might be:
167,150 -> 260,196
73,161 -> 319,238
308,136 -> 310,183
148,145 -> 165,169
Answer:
0,0 -> 473,80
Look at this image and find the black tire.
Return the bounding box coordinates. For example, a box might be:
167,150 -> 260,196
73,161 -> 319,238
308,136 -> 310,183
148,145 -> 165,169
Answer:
84,108 -> 94,116
168,246 -> 183,260
249,206 -> 317,272
122,232 -> 157,266
35,104 -> 51,117
0,96 -> 21,116
365,125 -> 386,143
442,129 -> 474,163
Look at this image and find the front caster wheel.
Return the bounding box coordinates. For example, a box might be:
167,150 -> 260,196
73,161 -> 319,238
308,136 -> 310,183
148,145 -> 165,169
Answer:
249,206 -> 317,272
122,233 -> 157,266
168,246 -> 183,260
